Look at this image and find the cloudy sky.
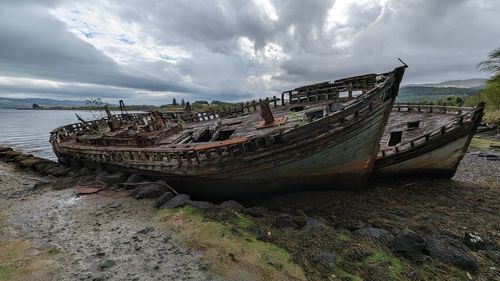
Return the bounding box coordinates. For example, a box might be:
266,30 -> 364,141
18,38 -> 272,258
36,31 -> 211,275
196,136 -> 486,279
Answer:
0,0 -> 498,105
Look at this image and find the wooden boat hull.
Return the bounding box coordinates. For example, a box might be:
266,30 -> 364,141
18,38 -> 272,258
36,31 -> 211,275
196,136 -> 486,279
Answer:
94,101 -> 390,198
52,67 -> 406,199
373,104 -> 484,178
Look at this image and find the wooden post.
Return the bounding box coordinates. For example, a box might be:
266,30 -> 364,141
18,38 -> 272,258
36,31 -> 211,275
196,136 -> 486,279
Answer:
260,101 -> 275,125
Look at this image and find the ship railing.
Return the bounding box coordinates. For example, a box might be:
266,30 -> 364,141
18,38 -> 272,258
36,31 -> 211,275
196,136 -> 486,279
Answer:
393,103 -> 475,115
378,104 -> 483,158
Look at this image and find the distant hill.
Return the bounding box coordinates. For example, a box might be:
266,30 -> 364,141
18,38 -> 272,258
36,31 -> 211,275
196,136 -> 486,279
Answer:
397,79 -> 486,103
404,78 -> 487,89
0,97 -> 87,109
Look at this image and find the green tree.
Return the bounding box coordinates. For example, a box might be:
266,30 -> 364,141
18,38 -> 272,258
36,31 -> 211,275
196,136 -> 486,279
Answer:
477,48 -> 500,73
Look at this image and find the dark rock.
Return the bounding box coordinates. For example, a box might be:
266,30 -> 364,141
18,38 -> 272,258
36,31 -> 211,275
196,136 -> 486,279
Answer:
134,183 -> 166,199
126,174 -> 144,184
219,200 -> 244,212
302,217 -> 326,232
19,157 -> 45,168
424,235 -> 478,272
108,202 -> 121,209
320,251 -> 336,263
0,146 -> 12,153
78,167 -> 94,176
137,227 -> 154,235
464,232 -> 497,251
154,192 -> 174,208
99,259 -> 116,269
244,207 -> 265,217
355,227 -> 395,244
99,171 -> 128,185
274,214 -> 296,229
188,200 -> 215,211
52,166 -> 73,177
391,229 -> 426,257
160,194 -> 191,209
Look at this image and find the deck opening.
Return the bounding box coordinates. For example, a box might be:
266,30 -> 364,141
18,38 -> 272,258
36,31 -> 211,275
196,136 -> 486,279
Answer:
290,106 -> 305,112
406,120 -> 420,130
388,131 -> 403,146
339,91 -> 349,98
216,130 -> 235,141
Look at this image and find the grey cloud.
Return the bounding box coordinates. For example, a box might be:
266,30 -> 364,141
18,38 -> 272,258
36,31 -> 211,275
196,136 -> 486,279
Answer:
0,3 -> 196,94
0,0 -> 498,103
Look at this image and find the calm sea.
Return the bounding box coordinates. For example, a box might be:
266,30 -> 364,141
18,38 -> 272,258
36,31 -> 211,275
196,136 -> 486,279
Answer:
0,109 -> 127,160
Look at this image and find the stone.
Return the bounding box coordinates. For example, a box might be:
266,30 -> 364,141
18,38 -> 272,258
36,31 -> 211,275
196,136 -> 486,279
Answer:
78,167 -> 94,176
126,174 -> 144,184
302,217 -> 326,232
154,192 -> 174,208
99,171 -> 128,185
134,183 -> 166,199
219,200 -> 244,212
355,227 -> 395,244
52,166 -> 73,177
424,235 -> 478,272
391,229 -> 426,257
160,194 -> 190,209
244,207 -> 265,217
464,232 -> 496,251
320,251 -> 336,263
274,214 -> 296,229
99,259 -> 116,269
188,200 -> 215,211
19,157 -> 44,168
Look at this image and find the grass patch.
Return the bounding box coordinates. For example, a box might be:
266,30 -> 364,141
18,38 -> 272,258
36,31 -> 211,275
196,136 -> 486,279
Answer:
470,137 -> 500,149
328,262 -> 363,281
365,250 -> 404,281
156,206 -> 306,281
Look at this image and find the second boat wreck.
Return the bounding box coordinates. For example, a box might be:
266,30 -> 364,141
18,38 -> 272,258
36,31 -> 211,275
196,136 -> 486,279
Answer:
50,66 -> 406,198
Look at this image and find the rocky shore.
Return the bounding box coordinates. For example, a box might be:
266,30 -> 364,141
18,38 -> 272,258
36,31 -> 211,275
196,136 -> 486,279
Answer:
1,141 -> 499,281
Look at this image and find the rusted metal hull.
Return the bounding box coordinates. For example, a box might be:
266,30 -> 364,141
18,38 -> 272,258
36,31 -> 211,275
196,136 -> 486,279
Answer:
373,104 -> 484,178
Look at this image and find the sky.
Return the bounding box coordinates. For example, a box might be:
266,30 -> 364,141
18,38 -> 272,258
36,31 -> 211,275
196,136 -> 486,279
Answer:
0,0 -> 498,105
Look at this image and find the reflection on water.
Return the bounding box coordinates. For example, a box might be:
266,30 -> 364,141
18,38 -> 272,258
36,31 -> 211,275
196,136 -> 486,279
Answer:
0,109 -> 124,160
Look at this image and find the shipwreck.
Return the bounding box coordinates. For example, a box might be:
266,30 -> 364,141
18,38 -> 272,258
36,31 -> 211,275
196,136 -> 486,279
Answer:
373,103 -> 484,177
50,66 -> 406,198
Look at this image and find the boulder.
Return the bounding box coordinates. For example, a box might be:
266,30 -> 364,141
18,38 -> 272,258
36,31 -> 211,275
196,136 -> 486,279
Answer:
51,166 -> 73,177
99,171 -> 128,185
134,183 -> 166,199
99,259 -> 116,269
320,251 -> 337,263
188,200 -> 215,211
391,229 -> 426,257
0,146 -> 12,153
302,217 -> 327,232
355,227 -> 395,244
126,174 -> 144,184
274,214 -> 296,229
3,150 -> 22,160
464,232 -> 496,251
219,200 -> 244,212
160,194 -> 191,209
19,157 -> 45,168
244,207 -> 265,217
424,235 -> 478,272
155,192 -> 174,208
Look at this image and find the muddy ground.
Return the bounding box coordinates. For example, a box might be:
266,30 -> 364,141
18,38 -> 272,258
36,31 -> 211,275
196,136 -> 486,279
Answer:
0,138 -> 499,281
0,161 -> 222,281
